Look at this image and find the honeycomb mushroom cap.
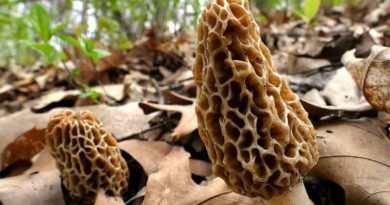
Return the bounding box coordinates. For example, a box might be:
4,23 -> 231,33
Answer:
193,0 -> 319,199
46,110 -> 129,198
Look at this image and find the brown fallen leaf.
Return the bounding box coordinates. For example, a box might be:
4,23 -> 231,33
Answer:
64,41 -> 125,84
312,119 -> 390,205
142,147 -> 265,205
32,90 -> 80,111
119,140 -> 174,175
301,99 -> 373,119
95,190 -> 125,205
342,46 -> 390,113
364,0 -> 390,24
32,84 -> 126,112
90,84 -> 126,102
139,93 -> 197,139
162,90 -> 194,105
0,103 -> 155,171
0,84 -> 14,102
1,128 -> 45,170
0,149 -> 65,205
272,52 -> 331,75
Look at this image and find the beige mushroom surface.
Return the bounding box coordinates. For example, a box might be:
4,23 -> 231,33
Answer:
46,110 -> 129,198
193,0 -> 319,201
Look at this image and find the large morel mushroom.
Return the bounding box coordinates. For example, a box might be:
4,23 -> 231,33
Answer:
193,0 -> 319,204
46,110 -> 129,198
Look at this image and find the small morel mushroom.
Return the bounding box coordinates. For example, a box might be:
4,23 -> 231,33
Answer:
46,110 -> 129,198
193,0 -> 319,204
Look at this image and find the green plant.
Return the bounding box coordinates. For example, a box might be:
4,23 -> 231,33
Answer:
79,84 -> 102,101
22,4 -> 114,101
23,4 -> 67,64
60,35 -> 110,61
59,35 -> 111,100
294,0 -> 322,23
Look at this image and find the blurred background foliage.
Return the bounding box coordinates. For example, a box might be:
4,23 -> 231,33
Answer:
0,0 -> 364,66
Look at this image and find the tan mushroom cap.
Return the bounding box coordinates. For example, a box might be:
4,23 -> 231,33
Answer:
46,110 -> 129,198
193,0 -> 319,199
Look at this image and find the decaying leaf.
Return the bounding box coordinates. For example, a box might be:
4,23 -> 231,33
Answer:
301,99 -> 373,119
139,92 -> 197,139
321,67 -> 366,107
32,90 -> 80,111
272,52 -> 331,74
364,0 -> 390,24
0,84 -> 14,102
32,84 -> 126,112
342,46 -> 390,113
120,139 -> 212,179
312,119 -> 390,205
119,140 -> 174,175
0,103 -> 155,170
142,147 -> 265,205
1,128 -> 45,170
94,190 -> 125,205
0,149 -> 65,205
302,89 -> 327,106
89,84 -> 126,102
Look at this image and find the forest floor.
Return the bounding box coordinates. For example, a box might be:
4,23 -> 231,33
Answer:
0,1 -> 389,205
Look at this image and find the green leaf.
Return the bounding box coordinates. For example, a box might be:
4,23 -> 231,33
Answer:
28,43 -> 58,63
98,16 -> 119,33
293,10 -> 309,22
322,0 -> 342,5
303,0 -> 321,22
89,91 -> 102,100
60,35 -> 84,52
28,4 -> 52,42
52,22 -> 68,36
172,0 -> 180,6
72,67 -> 81,75
82,38 -> 96,52
79,84 -> 102,101
87,49 -> 111,61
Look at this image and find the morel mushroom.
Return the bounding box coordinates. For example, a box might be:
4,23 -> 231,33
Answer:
193,0 -> 319,204
46,110 -> 129,198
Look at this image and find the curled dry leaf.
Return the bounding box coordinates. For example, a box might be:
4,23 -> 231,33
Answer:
312,119 -> 390,205
32,84 -> 126,112
321,68 -> 365,107
32,90 -> 80,112
1,128 -> 45,170
0,149 -> 65,205
272,52 -> 331,75
299,71 -> 374,119
301,99 -> 373,119
142,147 -> 265,205
0,103 -> 154,171
139,92 -> 197,139
342,46 -> 390,113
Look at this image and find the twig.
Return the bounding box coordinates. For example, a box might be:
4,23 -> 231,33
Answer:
151,78 -> 164,104
290,62 -> 343,77
117,125 -> 164,142
196,191 -> 233,205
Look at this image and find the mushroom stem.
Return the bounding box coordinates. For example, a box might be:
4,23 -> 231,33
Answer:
266,183 -> 313,205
